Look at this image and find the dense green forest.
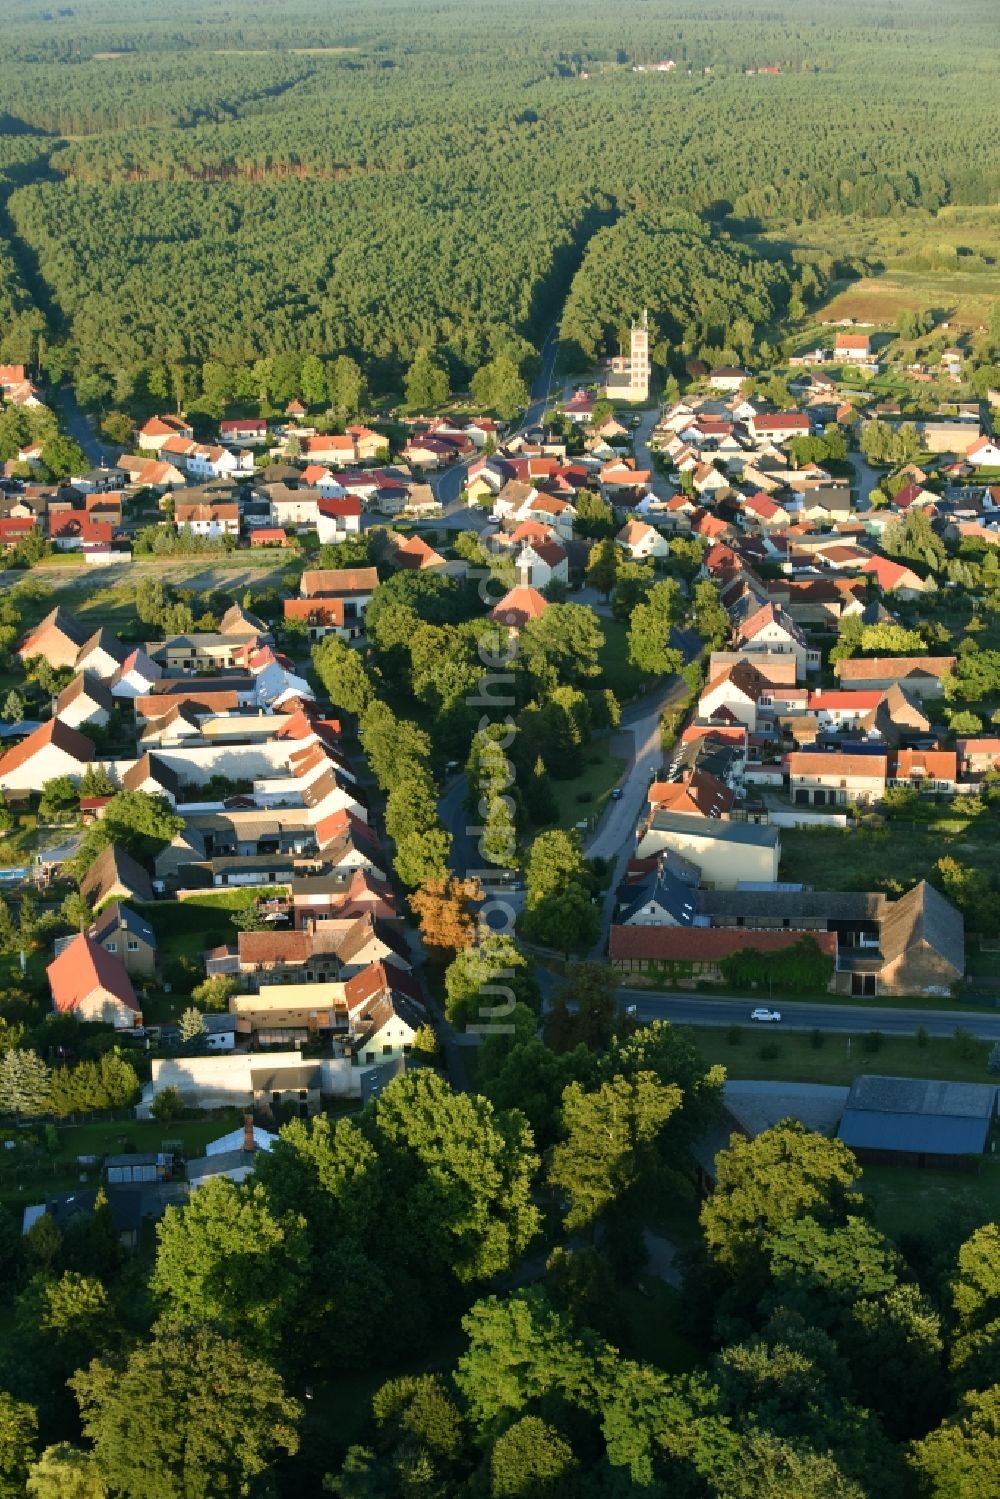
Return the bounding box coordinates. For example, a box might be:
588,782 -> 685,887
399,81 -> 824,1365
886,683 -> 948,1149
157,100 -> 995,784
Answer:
0,0 -> 1000,400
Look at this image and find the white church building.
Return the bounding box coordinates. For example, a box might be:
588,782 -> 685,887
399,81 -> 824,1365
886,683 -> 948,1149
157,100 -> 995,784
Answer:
606,310 -> 651,403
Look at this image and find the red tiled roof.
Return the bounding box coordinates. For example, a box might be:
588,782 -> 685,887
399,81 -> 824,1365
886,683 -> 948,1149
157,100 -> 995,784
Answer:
0,717 -> 94,777
894,749 -> 957,779
489,585 -> 548,628
284,598 -> 345,629
835,656 -> 954,681
610,926 -> 836,963
787,751 -> 887,778
300,567 -> 378,598
47,933 -> 139,1014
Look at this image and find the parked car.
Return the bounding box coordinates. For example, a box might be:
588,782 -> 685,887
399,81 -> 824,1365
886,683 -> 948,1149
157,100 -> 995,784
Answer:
611,788 -> 623,800
749,1007 -> 782,1023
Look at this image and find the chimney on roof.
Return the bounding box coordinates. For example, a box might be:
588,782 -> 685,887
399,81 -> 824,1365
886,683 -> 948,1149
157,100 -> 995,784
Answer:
243,1114 -> 255,1154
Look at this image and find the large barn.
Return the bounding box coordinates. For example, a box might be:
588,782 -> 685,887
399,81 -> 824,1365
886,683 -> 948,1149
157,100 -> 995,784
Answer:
837,1075 -> 997,1168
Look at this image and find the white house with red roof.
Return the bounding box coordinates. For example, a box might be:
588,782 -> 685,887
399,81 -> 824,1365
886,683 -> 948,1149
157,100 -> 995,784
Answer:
615,519 -> 669,561
0,718 -> 95,792
748,412 -> 811,443
966,436 -> 1000,468
563,389 -> 595,423
138,414 -> 194,453
835,332 -> 872,362
516,539 -> 568,590
861,555 -> 930,597
47,933 -> 141,1029
220,418 -> 267,444
316,495 -> 363,544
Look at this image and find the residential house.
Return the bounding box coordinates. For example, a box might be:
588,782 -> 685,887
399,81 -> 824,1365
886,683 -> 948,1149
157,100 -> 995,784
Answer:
54,672 -> 115,730
264,485 -> 320,530
75,627 -> 127,681
46,934 -> 141,1029
698,662 -> 770,732
834,656 -> 956,699
316,495 -> 363,544
80,844 -> 155,909
220,418 -> 267,444
835,332 -> 872,362
47,512 -> 115,551
137,415 -> 194,454
615,520 -> 670,561
115,455 -> 187,491
609,925 -> 834,981
108,648 -> 163,700
735,601 -> 815,677
174,501 -> 240,538
787,750 -> 888,807
807,690 -> 884,731
861,556 -> 929,598
749,412 -> 811,443
891,748 -> 959,794
709,366 -> 749,392
301,434 -> 359,466
563,389 -> 595,423
859,683 -> 932,747
249,528 -> 289,548
957,737 -> 1000,776
89,903 -> 157,977
966,436 -> 1000,468
0,718 -> 94,793
516,539 -> 568,590
647,769 -> 734,820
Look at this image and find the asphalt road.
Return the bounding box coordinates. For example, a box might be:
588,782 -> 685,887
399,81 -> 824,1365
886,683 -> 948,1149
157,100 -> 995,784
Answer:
619,989 -> 1000,1040
59,384 -> 115,469
429,322 -> 561,515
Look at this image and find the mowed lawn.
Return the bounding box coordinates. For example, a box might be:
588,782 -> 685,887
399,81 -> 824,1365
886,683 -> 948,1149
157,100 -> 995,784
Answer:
686,1026 -> 999,1088
861,1158 -> 1000,1240
598,615 -> 652,702
550,741 -> 628,831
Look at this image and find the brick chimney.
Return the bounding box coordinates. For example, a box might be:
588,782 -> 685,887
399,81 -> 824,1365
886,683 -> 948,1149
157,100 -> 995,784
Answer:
243,1114 -> 255,1154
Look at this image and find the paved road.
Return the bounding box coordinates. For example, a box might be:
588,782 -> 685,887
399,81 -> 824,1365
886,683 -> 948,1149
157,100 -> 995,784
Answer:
846,448 -> 881,509
619,989 -> 1000,1040
633,406 -> 672,502
59,384 -> 115,469
430,322 -> 561,515
586,628 -> 702,954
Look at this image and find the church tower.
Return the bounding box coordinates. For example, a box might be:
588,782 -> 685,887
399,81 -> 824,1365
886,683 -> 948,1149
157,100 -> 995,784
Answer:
629,308 -> 650,400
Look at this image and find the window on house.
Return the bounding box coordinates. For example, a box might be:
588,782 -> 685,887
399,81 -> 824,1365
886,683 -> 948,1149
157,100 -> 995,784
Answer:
298,1089 -> 307,1100
365,1051 -> 375,1065
106,942 -> 116,952
272,1092 -> 281,1105
383,1044 -> 392,1055
127,939 -> 139,951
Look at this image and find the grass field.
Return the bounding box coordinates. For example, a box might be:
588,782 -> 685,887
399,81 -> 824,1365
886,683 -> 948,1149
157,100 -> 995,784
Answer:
598,615 -> 652,702
861,1158 -> 1000,1240
685,1026 -> 998,1088
759,206 -> 1000,332
0,1114 -> 236,1205
550,741 -> 627,831
778,817 -> 994,900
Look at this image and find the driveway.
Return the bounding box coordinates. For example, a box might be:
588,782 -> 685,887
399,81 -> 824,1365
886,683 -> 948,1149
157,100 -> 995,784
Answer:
847,449 -> 881,509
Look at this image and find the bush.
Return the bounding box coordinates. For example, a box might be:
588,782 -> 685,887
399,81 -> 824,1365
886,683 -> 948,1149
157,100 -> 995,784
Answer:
916,1025 -> 930,1048
987,1042 -> 1000,1075
726,1024 -> 742,1045
863,1030 -> 884,1054
809,1027 -> 825,1050
954,1026 -> 979,1061
575,792 -> 593,804
758,1042 -> 782,1061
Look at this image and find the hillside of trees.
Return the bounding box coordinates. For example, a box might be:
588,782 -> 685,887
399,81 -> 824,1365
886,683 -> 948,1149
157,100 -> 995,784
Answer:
0,1 -> 999,401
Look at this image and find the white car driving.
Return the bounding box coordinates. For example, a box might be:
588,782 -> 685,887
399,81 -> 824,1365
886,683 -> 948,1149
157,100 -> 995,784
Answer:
749,1007 -> 782,1023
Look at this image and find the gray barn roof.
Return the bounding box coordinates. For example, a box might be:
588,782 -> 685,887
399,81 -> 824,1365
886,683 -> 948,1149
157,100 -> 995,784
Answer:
648,811 -> 780,849
838,1074 -> 996,1157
